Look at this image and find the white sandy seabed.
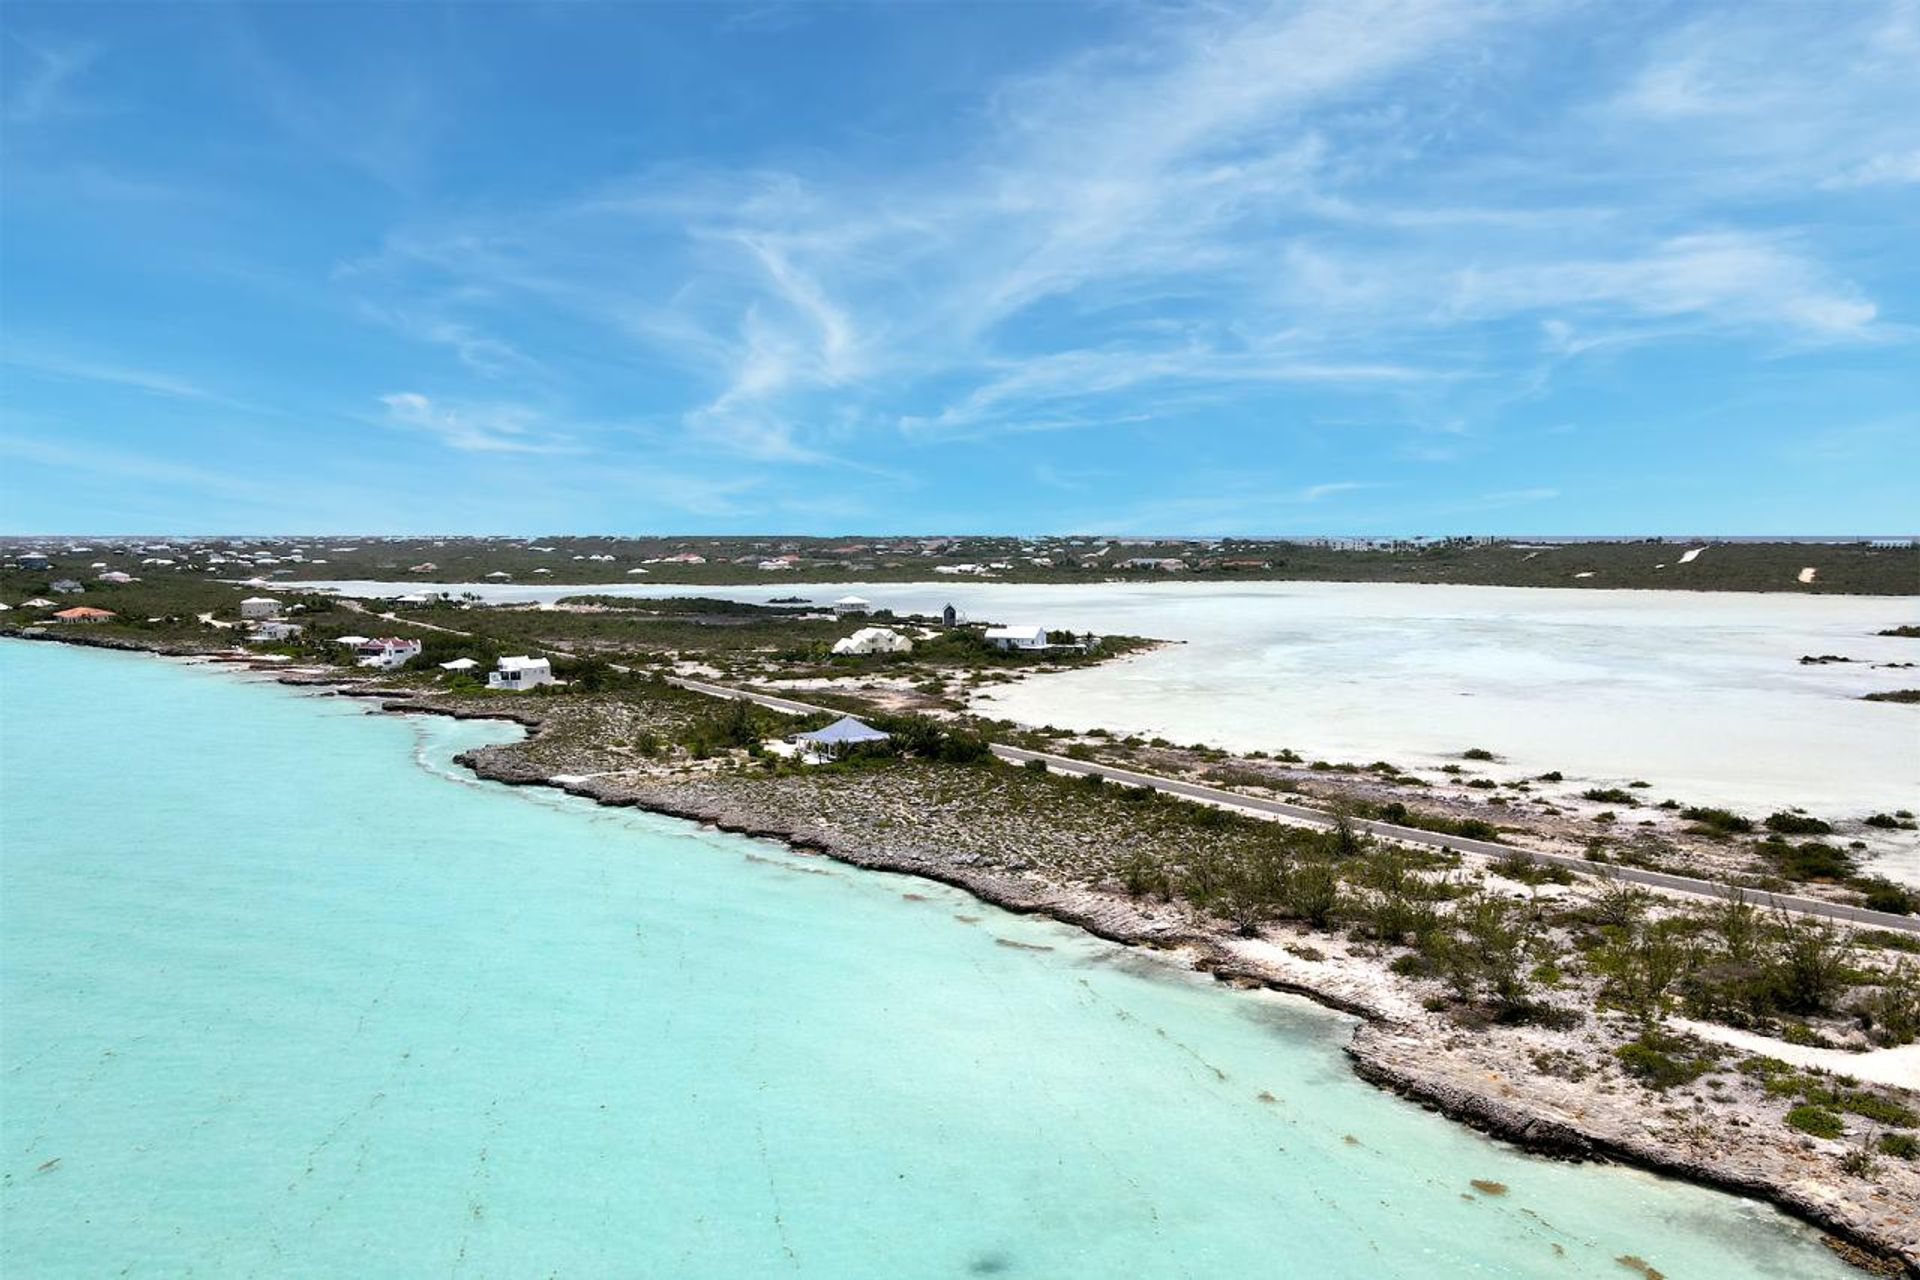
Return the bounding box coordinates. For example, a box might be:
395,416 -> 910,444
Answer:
313,578 -> 1920,883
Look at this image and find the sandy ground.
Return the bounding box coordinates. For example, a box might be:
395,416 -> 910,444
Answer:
1673,1018 -> 1920,1089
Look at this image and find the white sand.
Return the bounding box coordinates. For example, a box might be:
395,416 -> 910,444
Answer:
1673,1018 -> 1920,1089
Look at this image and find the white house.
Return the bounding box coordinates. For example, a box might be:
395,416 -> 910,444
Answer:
240,596 -> 282,619
438,657 -> 480,672
488,655 -> 555,691
357,637 -> 423,670
98,571 -> 134,584
984,624 -> 1049,652
831,626 -> 913,656
833,595 -> 872,616
248,620 -> 303,642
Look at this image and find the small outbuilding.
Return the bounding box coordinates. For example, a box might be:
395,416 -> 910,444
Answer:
439,657 -> 480,672
791,716 -> 890,760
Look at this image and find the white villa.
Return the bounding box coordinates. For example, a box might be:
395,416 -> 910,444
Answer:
832,595 -> 872,616
357,637 -> 423,670
240,596 -> 282,619
984,624 -> 1049,652
488,655 -> 556,691
248,620 -> 303,642
831,626 -> 912,656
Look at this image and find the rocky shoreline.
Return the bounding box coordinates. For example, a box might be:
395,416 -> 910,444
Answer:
410,697 -> 1918,1275
4,630 -> 1913,1274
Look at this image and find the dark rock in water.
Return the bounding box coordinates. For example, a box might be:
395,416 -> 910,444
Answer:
967,1252 -> 1012,1275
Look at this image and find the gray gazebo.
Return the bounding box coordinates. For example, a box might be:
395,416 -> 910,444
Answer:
793,715 -> 891,758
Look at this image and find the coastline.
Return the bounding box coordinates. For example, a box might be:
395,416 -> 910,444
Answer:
440,720 -> 1915,1275
5,629 -> 1915,1274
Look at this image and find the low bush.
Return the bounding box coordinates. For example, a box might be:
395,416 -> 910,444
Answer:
1879,1132 -> 1919,1159
1785,1104 -> 1844,1139
1764,811 -> 1833,835
1615,1036 -> 1712,1090
1583,787 -> 1639,805
1681,806 -> 1754,834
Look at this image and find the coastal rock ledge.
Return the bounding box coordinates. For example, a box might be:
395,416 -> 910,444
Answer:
422,709 -> 1918,1277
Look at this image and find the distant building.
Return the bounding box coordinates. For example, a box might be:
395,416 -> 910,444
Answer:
488,655 -> 555,691
98,571 -> 135,584
52,606 -> 115,623
240,596 -> 282,619
438,657 -> 480,672
50,579 -> 84,594
18,552 -> 50,571
984,624 -> 1049,652
941,603 -> 958,627
833,595 -> 872,616
248,620 -> 303,642
1119,557 -> 1188,572
831,627 -> 912,656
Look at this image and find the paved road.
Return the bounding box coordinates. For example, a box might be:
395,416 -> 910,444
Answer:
665,676 -> 1920,935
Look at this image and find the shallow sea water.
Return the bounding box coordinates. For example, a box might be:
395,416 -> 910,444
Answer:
0,640 -> 1861,1277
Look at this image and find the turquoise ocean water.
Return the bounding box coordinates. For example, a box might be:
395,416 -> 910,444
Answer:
0,641 -> 1855,1278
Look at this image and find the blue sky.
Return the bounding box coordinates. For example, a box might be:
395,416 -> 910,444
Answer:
2,1 -> 1916,536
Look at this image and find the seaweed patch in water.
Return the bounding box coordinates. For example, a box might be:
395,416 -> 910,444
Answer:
967,1250 -> 1012,1274
1470,1179 -> 1509,1196
994,938 -> 1054,952
1615,1256 -> 1664,1280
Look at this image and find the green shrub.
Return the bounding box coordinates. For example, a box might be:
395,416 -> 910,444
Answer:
1614,1036 -> 1711,1090
1681,806 -> 1753,834
1878,1132 -> 1918,1159
1764,811 -> 1833,835
1462,748 -> 1495,761
1858,878 -> 1917,915
1785,1105 -> 1844,1139
1583,787 -> 1639,805
1767,841 -> 1855,881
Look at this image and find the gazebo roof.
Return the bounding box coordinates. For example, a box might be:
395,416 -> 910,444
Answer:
796,715 -> 890,746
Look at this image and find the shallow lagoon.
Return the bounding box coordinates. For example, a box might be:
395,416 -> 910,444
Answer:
313,577 -> 1919,881
0,640 -> 1861,1277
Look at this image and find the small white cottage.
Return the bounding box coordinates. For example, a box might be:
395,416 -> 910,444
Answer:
984,624 -> 1049,652
487,655 -> 555,691
832,595 -> 872,616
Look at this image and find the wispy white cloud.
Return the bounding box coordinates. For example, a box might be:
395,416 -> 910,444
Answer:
3,37 -> 98,124
377,392 -> 583,454
3,348 -> 219,401
318,0 -> 1907,511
